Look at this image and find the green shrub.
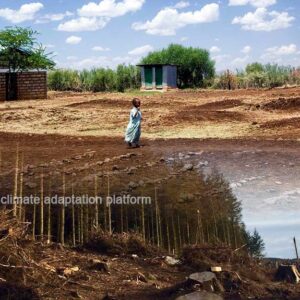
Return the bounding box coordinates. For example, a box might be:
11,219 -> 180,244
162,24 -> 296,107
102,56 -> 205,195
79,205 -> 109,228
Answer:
48,64 -> 140,92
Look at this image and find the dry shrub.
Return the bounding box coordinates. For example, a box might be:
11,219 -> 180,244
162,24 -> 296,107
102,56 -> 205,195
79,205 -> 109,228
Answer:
181,244 -> 251,271
0,210 -> 62,299
84,231 -> 160,257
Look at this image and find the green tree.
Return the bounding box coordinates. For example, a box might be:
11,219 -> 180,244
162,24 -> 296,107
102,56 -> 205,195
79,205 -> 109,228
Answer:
141,44 -> 215,88
0,26 -> 55,72
246,229 -> 265,258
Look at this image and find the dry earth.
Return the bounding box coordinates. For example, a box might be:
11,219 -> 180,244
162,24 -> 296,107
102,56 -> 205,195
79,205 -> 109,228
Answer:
0,87 -> 298,139
0,88 -> 299,300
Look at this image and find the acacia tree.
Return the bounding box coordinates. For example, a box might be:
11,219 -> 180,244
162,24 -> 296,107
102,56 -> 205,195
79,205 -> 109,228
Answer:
0,26 -> 55,72
0,27 -> 55,100
141,44 -> 215,88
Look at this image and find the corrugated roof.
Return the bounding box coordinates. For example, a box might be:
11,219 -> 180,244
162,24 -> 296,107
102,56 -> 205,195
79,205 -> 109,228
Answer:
136,63 -> 178,67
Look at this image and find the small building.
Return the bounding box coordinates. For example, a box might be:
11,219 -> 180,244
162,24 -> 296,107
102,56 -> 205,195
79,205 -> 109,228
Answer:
137,64 -> 177,91
0,69 -> 47,101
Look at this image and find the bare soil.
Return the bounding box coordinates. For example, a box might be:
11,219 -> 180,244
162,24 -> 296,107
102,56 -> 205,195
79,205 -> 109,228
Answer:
0,88 -> 299,299
0,87 -> 298,139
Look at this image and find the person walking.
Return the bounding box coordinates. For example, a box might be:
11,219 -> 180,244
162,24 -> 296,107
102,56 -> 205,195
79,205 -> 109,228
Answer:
125,98 -> 142,148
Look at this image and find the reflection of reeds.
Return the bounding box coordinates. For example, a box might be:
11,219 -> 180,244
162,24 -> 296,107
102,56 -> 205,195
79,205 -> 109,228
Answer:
3,152 -> 247,253
13,144 -> 19,217
47,179 -> 51,244
18,153 -> 24,221
59,172 -> 65,245
71,182 -> 76,246
107,175 -> 112,235
32,193 -> 36,240
40,172 -> 44,240
94,175 -> 99,230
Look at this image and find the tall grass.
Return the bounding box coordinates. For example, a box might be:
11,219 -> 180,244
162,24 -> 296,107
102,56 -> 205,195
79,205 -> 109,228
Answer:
48,64 -> 141,92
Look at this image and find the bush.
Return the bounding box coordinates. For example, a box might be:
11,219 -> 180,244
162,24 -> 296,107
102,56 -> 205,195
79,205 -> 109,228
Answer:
84,231 -> 160,257
48,64 -> 141,92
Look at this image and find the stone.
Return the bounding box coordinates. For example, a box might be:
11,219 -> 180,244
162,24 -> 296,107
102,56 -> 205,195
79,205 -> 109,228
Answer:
62,266 -> 79,276
178,153 -> 185,159
176,291 -> 223,300
165,256 -> 181,266
137,272 -> 148,283
90,259 -> 109,273
128,181 -> 138,189
147,273 -> 157,281
25,182 -> 38,189
189,272 -> 216,284
182,163 -> 193,171
196,161 -> 208,168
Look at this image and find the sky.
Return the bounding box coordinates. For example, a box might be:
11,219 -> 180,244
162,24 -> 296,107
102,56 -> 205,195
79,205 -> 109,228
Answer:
0,0 -> 299,71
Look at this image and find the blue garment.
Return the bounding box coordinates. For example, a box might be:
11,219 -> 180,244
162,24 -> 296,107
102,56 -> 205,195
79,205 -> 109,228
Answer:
125,107 -> 142,144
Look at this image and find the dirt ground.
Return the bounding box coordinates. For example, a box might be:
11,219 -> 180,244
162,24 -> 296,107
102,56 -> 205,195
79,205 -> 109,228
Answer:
0,87 -> 298,140
0,88 -> 299,299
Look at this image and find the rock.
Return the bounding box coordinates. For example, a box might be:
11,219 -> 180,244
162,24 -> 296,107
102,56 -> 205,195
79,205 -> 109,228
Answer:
182,163 -> 193,171
112,165 -> 119,171
147,273 -> 157,281
178,153 -> 185,159
176,291 -> 223,300
127,167 -> 136,175
167,157 -> 175,162
39,163 -> 49,168
188,151 -> 203,156
196,161 -> 208,168
128,181 -> 138,189
189,272 -> 216,284
63,266 -> 79,276
90,259 -> 110,273
104,158 -> 111,163
159,157 -> 165,162
137,272 -> 148,283
86,151 -> 95,158
188,272 -> 224,293
25,182 -> 38,189
138,180 -> 145,186
165,256 -> 181,266
97,161 -> 104,166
